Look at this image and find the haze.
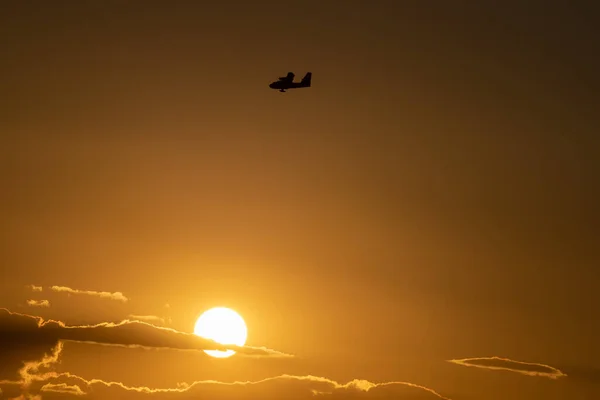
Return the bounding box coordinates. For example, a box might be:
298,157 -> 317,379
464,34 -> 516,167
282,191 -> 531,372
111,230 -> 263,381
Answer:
1,1 -> 598,399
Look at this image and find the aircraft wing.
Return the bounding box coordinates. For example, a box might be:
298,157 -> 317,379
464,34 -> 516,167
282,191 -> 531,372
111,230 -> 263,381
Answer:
278,72 -> 295,82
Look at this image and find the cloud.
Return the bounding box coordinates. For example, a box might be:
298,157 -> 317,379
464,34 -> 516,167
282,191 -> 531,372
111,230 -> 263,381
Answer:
38,374 -> 454,400
0,308 -> 293,399
40,382 -> 86,396
2,338 -> 452,400
0,340 -> 64,399
28,285 -> 43,292
0,309 -> 454,400
50,286 -> 129,302
0,308 -> 290,360
127,314 -> 165,325
0,341 -> 102,397
26,300 -> 50,308
447,356 -> 567,379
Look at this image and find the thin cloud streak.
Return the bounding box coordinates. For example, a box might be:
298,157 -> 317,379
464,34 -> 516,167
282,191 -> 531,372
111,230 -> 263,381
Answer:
447,356 -> 567,379
127,314 -> 166,325
50,286 -> 129,302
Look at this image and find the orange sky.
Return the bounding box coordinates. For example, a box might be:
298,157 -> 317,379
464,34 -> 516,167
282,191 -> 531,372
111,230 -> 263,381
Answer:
1,1 -> 599,399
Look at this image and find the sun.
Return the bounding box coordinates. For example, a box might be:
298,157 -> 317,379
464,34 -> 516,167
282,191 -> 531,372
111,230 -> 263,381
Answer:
194,307 -> 248,358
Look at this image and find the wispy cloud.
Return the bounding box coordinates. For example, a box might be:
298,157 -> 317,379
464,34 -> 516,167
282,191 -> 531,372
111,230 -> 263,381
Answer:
50,286 -> 128,302
447,356 -> 567,379
28,285 -> 43,292
26,300 -> 50,308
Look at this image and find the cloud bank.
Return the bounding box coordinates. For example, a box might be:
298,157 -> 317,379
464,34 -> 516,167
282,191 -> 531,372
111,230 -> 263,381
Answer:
0,309 -> 454,400
50,286 -> 129,302
1,338 -> 451,400
447,356 -> 567,379
37,374 -> 454,400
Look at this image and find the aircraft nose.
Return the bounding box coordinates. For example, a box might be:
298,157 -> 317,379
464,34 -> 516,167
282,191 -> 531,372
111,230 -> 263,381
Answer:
269,82 -> 275,88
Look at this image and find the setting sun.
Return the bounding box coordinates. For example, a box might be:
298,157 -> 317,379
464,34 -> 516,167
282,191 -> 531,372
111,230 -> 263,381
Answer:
194,307 -> 248,358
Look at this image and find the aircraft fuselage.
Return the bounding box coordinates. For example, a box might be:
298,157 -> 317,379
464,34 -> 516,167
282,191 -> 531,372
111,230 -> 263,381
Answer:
268,81 -> 309,92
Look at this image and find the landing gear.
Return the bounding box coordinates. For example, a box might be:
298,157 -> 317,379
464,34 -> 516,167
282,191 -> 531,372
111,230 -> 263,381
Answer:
279,89 -> 286,92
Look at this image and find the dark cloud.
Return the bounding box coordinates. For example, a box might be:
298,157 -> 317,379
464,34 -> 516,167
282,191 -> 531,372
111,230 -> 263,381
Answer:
0,308 -> 290,367
0,311 -> 60,383
447,356 -> 567,379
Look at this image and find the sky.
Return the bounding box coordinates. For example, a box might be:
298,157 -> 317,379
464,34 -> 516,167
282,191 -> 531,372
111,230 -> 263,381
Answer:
1,1 -> 599,399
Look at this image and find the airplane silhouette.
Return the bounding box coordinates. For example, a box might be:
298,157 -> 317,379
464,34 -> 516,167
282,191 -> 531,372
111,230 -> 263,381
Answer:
269,72 -> 312,92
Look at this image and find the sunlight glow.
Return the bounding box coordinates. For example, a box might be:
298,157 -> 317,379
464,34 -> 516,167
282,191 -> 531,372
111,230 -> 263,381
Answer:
194,307 -> 247,358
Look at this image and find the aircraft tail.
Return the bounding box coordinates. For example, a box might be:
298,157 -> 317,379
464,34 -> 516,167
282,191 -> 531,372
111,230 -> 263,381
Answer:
301,72 -> 312,87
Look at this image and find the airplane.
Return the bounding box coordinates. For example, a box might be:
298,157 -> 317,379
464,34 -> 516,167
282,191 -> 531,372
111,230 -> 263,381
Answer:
269,72 -> 312,92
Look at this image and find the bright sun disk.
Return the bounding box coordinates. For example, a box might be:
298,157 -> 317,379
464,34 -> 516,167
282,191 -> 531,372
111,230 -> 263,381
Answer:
194,307 -> 247,358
